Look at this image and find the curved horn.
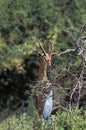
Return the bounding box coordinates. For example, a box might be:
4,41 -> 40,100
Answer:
48,40 -> 53,54
38,40 -> 46,55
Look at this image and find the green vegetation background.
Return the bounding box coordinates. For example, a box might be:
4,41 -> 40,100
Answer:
0,0 -> 85,70
0,0 -> 86,130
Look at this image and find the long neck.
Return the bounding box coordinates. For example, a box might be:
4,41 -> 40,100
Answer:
38,57 -> 47,81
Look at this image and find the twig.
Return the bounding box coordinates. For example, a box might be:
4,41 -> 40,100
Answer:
58,49 -> 76,56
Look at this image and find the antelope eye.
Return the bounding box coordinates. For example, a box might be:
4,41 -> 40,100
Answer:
44,57 -> 47,61
45,57 -> 51,63
44,56 -> 49,61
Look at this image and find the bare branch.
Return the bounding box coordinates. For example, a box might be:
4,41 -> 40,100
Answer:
58,49 -> 76,56
51,49 -> 76,57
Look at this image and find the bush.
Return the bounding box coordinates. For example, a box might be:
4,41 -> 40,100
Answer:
0,109 -> 86,130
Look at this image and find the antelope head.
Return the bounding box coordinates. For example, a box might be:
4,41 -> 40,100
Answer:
38,40 -> 53,66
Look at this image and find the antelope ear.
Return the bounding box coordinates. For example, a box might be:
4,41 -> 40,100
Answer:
38,52 -> 44,56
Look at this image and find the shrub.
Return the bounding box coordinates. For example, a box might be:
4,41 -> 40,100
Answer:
0,109 -> 86,130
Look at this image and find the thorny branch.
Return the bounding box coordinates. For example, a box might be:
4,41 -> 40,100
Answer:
53,25 -> 86,112
53,24 -> 86,57
58,49 -> 76,56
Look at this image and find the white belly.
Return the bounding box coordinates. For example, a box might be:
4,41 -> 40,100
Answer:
42,90 -> 53,119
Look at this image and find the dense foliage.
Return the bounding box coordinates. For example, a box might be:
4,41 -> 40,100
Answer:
0,0 -> 86,70
0,110 -> 86,130
0,0 -> 86,129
